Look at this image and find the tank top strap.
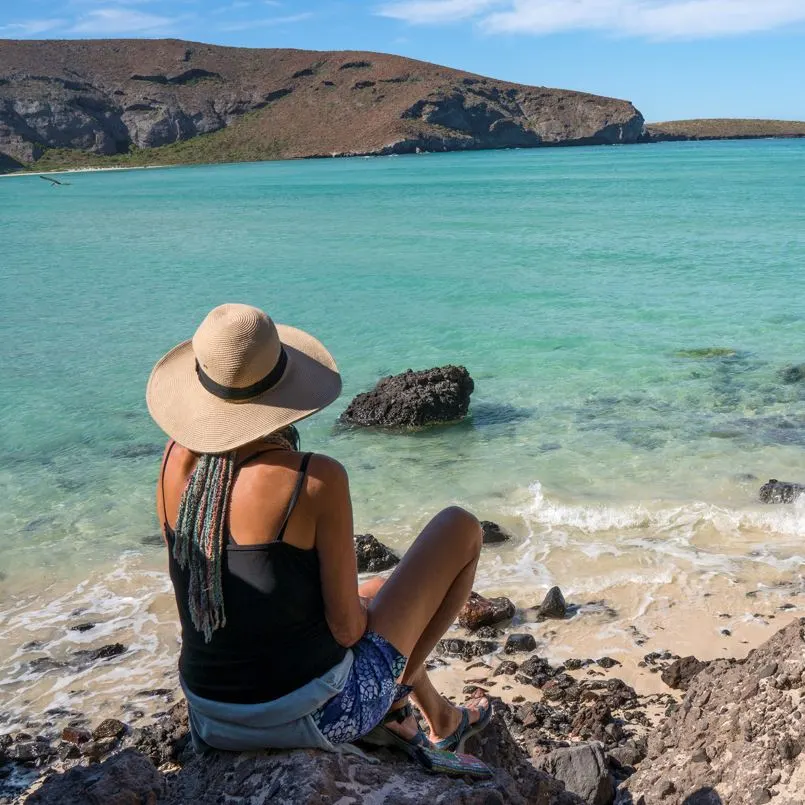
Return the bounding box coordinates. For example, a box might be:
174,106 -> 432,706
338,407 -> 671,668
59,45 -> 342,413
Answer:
276,452 -> 313,543
160,440 -> 177,532
234,449 -> 277,471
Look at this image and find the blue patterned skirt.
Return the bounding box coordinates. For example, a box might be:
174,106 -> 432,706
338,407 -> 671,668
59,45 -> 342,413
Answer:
311,631 -> 409,744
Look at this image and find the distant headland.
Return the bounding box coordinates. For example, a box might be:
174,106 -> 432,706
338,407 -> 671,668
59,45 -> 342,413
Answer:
0,39 -> 802,174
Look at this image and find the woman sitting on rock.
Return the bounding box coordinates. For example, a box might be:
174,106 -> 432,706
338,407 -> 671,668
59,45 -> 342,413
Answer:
147,303 -> 491,769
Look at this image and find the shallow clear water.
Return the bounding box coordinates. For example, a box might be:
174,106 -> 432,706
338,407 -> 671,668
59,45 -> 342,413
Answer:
2,140 -> 805,727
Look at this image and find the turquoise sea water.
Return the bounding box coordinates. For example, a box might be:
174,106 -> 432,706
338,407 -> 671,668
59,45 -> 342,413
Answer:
1,140 -> 805,725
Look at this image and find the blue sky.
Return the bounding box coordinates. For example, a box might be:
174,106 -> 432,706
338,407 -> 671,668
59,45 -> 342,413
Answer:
2,0 -> 804,121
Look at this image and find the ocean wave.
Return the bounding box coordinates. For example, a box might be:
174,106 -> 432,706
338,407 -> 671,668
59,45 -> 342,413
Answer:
521,481 -> 805,540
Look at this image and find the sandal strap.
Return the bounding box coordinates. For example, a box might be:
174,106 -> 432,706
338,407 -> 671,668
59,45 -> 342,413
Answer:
433,707 -> 470,751
383,703 -> 413,725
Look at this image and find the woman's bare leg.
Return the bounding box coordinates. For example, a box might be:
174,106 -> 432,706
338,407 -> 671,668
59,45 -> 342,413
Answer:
366,506 -> 488,742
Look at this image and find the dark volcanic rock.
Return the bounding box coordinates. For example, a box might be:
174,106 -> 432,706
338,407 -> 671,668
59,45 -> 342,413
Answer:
68,622 -> 95,633
571,701 -> 613,743
660,656 -> 707,691
607,737 -> 647,770
92,719 -> 127,740
481,520 -> 514,545
28,699 -> 581,805
475,625 -> 505,639
341,366 -> 474,428
622,618 -> 805,805
437,638 -> 500,661
459,591 -> 516,630
780,364 -> 805,384
505,634 -> 538,654
7,740 -> 55,763
534,743 -> 615,805
517,655 -> 559,688
759,478 -> 805,504
24,748 -> 163,805
72,643 -> 127,665
125,702 -> 190,766
540,587 -> 568,619
60,727 -> 90,745
354,534 -> 400,572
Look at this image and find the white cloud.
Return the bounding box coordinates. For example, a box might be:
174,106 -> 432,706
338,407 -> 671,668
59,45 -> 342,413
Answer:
69,7 -> 179,34
220,11 -> 312,30
377,0 -> 501,24
377,0 -> 805,39
0,18 -> 66,35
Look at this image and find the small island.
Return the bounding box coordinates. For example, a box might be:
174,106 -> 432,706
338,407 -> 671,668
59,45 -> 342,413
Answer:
645,118 -> 805,141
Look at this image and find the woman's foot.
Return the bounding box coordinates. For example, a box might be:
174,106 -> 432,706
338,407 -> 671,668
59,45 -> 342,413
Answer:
426,695 -> 490,745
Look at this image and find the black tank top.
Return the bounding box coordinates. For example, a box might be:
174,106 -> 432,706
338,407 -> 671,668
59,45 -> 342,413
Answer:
162,444 -> 347,704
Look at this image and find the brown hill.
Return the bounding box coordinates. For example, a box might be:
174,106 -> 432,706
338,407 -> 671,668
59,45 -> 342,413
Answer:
646,118 -> 805,141
0,38 -> 645,171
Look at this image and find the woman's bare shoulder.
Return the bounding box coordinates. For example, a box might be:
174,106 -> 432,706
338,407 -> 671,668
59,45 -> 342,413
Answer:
306,453 -> 349,498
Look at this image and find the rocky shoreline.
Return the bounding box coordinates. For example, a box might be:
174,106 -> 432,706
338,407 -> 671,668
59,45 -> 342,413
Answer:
4,554 -> 803,805
4,366 -> 805,802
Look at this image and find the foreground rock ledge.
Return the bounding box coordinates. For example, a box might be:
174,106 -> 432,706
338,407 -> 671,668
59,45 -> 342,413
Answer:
341,366 -> 474,428
24,701 -> 582,805
619,617 -> 805,805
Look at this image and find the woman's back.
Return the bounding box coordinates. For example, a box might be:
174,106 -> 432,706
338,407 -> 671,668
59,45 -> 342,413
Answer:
160,442 -> 347,704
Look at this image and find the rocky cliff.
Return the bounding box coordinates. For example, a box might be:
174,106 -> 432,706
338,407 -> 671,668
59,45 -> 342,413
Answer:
0,39 -> 645,171
620,618 -> 805,805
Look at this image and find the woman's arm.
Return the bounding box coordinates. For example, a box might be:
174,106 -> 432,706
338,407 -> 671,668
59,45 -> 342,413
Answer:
310,455 -> 368,647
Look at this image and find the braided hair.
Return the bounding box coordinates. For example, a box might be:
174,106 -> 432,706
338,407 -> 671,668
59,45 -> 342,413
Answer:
171,425 -> 300,642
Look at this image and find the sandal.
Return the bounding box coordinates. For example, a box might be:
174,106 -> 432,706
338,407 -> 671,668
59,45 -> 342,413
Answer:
361,704 -> 493,780
432,699 -> 493,753
360,703 -> 432,761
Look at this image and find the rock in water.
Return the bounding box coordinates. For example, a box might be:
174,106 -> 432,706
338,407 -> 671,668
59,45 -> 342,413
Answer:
436,638 -> 501,661
481,520 -> 514,545
92,719 -> 127,740
459,591 -> 515,630
60,727 -> 91,745
340,366 -> 474,428
759,479 -> 805,504
505,634 -> 537,653
779,364 -> 805,384
540,587 -> 568,619
354,534 -> 399,572
534,743 -> 615,805
622,618 -> 805,805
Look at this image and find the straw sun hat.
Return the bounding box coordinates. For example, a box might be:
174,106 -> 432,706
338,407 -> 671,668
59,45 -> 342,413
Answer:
146,304 -> 341,454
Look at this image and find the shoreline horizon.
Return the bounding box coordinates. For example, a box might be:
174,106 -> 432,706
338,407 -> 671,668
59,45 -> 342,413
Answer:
2,131 -> 805,178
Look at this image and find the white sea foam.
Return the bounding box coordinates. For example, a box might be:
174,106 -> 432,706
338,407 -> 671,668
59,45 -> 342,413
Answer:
522,481 -> 805,540
0,555 -> 175,732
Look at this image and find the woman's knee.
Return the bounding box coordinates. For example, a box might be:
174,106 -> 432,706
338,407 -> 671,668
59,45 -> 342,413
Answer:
435,506 -> 482,555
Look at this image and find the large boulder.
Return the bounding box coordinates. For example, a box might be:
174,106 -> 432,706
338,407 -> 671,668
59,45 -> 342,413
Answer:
619,618 -> 805,805
340,366 -> 474,428
27,701 -> 582,805
23,749 -> 163,805
534,743 -> 615,805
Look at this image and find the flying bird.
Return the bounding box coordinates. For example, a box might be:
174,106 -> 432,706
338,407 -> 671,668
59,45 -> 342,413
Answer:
40,175 -> 71,186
